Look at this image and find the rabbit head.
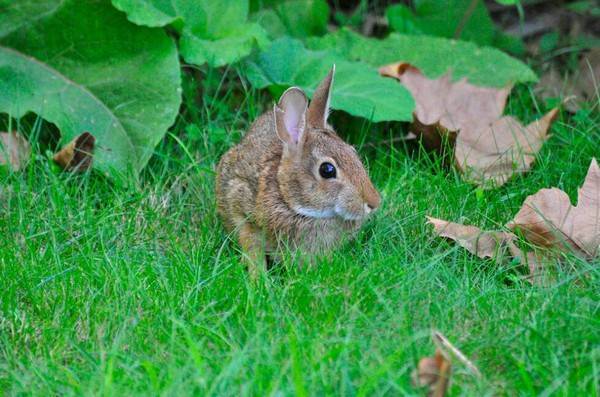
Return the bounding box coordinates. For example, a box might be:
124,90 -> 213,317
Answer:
274,67 -> 381,222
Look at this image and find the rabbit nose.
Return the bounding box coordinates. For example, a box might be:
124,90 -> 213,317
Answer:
361,178 -> 381,213
366,199 -> 379,212
364,190 -> 381,213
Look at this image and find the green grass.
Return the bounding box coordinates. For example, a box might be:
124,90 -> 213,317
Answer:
1,69 -> 599,396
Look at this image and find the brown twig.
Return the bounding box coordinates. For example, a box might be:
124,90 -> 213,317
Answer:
432,330 -> 482,378
363,134 -> 416,148
454,0 -> 480,39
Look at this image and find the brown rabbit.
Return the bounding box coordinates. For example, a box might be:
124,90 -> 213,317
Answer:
216,67 -> 381,276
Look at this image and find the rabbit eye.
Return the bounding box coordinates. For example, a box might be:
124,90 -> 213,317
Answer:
319,162 -> 336,179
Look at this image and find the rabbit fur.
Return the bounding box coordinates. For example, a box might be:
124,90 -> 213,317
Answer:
216,67 -> 381,276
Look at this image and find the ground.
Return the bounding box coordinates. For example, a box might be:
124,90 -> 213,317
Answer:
0,71 -> 598,395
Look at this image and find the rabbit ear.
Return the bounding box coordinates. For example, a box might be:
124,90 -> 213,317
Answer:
275,87 -> 308,146
307,65 -> 335,128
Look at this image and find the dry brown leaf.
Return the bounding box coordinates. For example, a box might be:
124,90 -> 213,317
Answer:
455,109 -> 558,186
380,62 -> 554,187
426,216 -> 513,259
428,214 -> 557,284
412,349 -> 451,397
428,158 -> 599,283
427,216 -> 546,283
381,63 -> 510,132
381,64 -> 452,126
536,49 -> 600,112
53,132 -> 95,172
507,243 -> 552,285
411,330 -> 480,396
0,131 -> 31,171
509,158 -> 600,259
443,78 -> 512,132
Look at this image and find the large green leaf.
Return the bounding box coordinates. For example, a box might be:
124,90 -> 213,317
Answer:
386,0 -> 496,45
0,0 -> 181,175
112,0 -> 269,66
0,0 -> 62,36
244,38 -> 414,122
250,0 -> 329,38
307,28 -> 536,87
386,1 -> 525,56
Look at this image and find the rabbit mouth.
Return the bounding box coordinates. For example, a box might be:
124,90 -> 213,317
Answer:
334,204 -> 367,221
336,210 -> 364,221
293,206 -> 337,219
293,205 -> 367,221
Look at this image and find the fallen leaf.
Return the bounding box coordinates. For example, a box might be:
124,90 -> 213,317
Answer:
402,68 -> 505,130
412,330 -> 481,397
412,349 -> 451,397
428,158 -> 599,282
380,63 -> 511,132
536,49 -> 600,112
427,216 -> 547,283
509,246 -> 552,285
381,64 -> 451,126
380,62 -> 557,187
53,132 -> 96,172
509,158 -> 600,259
455,109 -> 558,186
0,131 -> 31,171
426,216 -> 513,259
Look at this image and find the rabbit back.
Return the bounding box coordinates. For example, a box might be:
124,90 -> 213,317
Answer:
216,111 -> 281,232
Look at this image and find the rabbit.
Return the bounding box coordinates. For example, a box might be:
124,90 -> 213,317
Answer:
216,67 -> 381,277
